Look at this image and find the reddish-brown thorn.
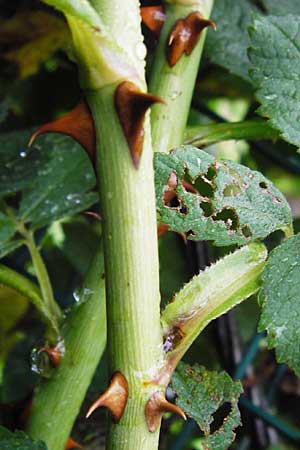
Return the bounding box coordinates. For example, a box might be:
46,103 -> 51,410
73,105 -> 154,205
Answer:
141,5 -> 166,37
39,345 -> 61,367
145,391 -> 186,433
167,12 -> 216,67
158,223 -> 170,238
115,81 -> 164,168
86,372 -> 128,423
65,437 -> 83,449
29,100 -> 96,163
84,211 -> 102,221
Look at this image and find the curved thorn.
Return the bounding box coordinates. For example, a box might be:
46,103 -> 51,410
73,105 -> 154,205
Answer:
84,211 -> 102,221
65,437 -> 83,449
86,372 -> 128,423
141,6 -> 166,37
39,345 -> 61,367
145,391 -> 186,433
29,100 -> 96,162
115,81 -> 164,168
167,12 -> 216,67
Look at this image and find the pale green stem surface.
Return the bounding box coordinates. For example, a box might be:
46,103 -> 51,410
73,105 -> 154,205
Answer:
26,246 -> 107,450
161,242 -> 267,372
88,86 -> 162,450
25,231 -> 62,329
184,119 -> 280,147
149,0 -> 214,153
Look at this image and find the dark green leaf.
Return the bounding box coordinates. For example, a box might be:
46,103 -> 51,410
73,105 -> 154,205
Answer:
0,130 -> 97,230
18,133 -> 98,229
259,234 -> 300,375
262,0 -> 300,15
0,427 -> 47,450
205,0 -> 259,82
155,146 -> 291,246
249,15 -> 300,147
172,363 -> 242,450
0,212 -> 16,245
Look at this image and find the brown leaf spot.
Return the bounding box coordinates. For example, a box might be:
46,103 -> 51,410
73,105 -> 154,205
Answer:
115,81 -> 163,168
167,12 -> 216,67
86,371 -> 128,423
29,100 -> 96,163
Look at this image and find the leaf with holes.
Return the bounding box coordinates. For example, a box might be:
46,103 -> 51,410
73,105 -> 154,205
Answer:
155,146 -> 291,246
205,0 -> 260,82
172,363 -> 242,450
0,427 -> 48,450
249,15 -> 300,147
258,235 -> 300,375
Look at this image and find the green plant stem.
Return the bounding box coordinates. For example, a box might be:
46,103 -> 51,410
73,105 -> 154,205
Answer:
184,119 -> 280,147
25,231 -> 62,328
149,0 -> 214,153
26,245 -> 107,450
88,86 -> 162,450
160,243 -> 267,375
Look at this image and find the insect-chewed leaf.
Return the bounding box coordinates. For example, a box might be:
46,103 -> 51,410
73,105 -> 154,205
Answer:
172,363 -> 242,450
258,235 -> 300,376
249,14 -> 300,147
0,426 -> 48,449
155,146 -> 291,246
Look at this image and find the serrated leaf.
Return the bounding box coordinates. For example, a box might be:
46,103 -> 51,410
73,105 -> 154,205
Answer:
258,234 -> 300,375
172,363 -> 242,450
155,146 -> 291,246
205,0 -> 259,82
261,0 -> 300,16
0,427 -> 47,450
249,15 -> 300,147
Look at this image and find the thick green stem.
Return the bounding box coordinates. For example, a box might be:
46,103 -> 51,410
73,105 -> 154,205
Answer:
184,119 -> 280,147
149,0 -> 214,153
26,245 -> 106,450
25,231 -> 62,328
88,86 -> 162,450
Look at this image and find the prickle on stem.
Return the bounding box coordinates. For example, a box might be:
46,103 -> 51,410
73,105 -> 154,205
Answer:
65,437 -> 83,449
28,100 -> 96,162
167,12 -> 216,67
145,391 -> 186,432
86,372 -> 128,423
141,5 -> 166,37
39,345 -> 61,367
114,81 -> 163,168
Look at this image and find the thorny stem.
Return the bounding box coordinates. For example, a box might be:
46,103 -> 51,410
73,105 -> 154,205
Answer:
149,0 -> 215,153
27,245 -> 107,450
88,86 -> 162,450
